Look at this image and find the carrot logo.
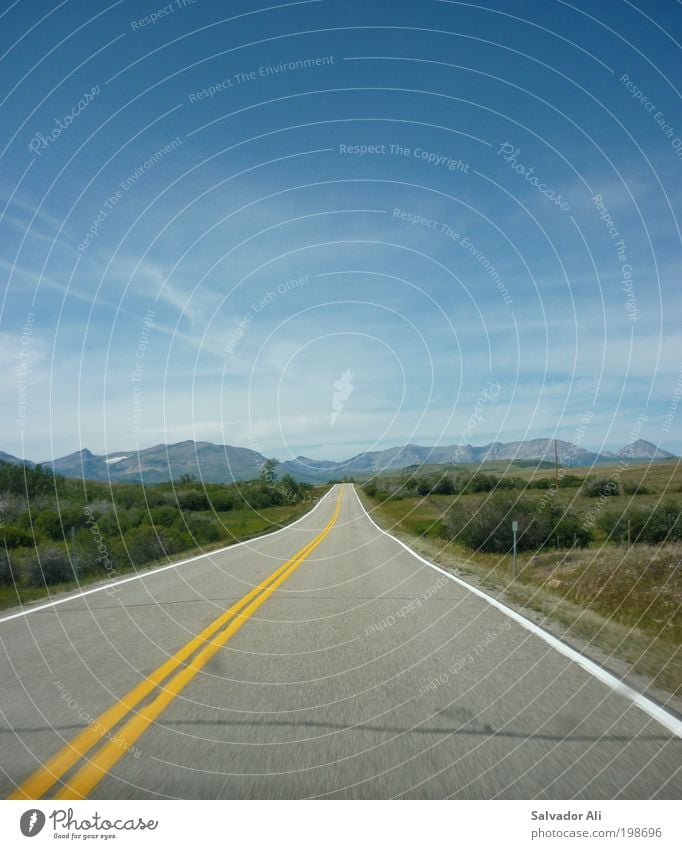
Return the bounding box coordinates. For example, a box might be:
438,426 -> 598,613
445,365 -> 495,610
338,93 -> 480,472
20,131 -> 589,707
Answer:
331,369 -> 354,426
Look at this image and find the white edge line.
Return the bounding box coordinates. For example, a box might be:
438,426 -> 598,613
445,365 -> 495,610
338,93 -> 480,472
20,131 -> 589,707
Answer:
352,486 -> 682,738
0,487 -> 338,625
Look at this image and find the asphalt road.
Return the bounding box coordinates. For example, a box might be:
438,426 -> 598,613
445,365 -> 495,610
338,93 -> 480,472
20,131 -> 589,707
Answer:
1,484 -> 680,799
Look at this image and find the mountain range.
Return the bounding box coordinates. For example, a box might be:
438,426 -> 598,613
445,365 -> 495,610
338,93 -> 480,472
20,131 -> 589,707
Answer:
0,438 -> 675,484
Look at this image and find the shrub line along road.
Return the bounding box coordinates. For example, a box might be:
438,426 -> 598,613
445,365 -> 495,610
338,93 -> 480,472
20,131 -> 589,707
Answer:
1,485 -> 679,799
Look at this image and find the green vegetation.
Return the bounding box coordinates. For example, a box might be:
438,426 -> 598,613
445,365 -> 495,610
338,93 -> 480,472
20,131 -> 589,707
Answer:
0,459 -> 323,609
361,459 -> 682,696
443,492 -> 592,552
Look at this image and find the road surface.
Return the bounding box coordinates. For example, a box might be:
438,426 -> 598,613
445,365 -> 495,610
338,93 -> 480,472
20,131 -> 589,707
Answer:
1,485 -> 680,799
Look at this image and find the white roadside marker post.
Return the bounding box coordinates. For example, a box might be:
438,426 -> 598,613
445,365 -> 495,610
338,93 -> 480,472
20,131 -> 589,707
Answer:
512,520 -> 518,581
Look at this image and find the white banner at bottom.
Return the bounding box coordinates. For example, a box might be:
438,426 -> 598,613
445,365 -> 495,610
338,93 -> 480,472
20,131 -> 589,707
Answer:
0,800 -> 679,848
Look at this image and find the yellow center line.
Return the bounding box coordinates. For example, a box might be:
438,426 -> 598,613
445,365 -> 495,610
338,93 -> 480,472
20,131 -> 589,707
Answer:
9,487 -> 343,801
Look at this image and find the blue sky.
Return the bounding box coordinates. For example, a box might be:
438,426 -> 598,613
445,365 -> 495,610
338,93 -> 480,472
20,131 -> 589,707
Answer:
1,0 -> 680,461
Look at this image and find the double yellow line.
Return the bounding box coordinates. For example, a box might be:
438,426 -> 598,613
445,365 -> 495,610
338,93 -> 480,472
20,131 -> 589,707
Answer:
9,487 -> 343,800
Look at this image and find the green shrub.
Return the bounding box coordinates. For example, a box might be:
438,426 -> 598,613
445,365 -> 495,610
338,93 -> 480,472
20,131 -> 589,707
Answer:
416,479 -> 432,496
208,489 -> 235,511
32,506 -> 89,541
176,490 -> 211,511
444,492 -> 592,553
157,527 -> 192,555
527,478 -> 553,489
33,509 -> 64,540
363,481 -> 377,497
0,550 -> 15,584
149,505 -> 180,527
458,473 -> 501,493
28,544 -> 74,586
278,473 -> 302,501
431,476 -> 455,495
95,507 -> 146,536
0,524 -> 34,548
597,500 -> 682,544
583,478 -> 620,498
175,514 -> 221,544
0,461 -> 64,497
623,481 -> 651,495
240,484 -> 285,509
123,526 -> 166,565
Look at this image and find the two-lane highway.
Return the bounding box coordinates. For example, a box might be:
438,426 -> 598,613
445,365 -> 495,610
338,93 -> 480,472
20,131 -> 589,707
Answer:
1,485 -> 680,799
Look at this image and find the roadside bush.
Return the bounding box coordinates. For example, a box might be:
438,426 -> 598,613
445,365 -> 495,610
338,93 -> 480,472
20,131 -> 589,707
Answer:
527,477 -> 552,489
431,475 -> 455,495
459,473 -> 499,493
416,478 -> 432,496
363,481 -> 377,497
28,544 -> 74,586
175,514 -> 221,544
0,524 -> 34,548
157,527 -> 192,556
33,506 -> 89,541
72,528 -> 115,577
443,492 -> 592,553
583,478 -> 620,498
0,550 -> 15,584
32,509 -> 63,540
208,489 -> 235,511
123,526 -> 166,565
96,507 -> 147,536
241,483 -> 286,509
597,500 -> 682,544
141,488 -> 167,508
149,505 -> 180,528
112,487 -> 145,509
494,475 -> 523,490
0,493 -> 27,520
176,489 -> 210,511
278,473 -> 302,502
623,481 -> 651,495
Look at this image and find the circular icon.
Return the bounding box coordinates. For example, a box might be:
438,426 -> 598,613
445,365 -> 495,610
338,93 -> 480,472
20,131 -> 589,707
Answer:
20,809 -> 46,837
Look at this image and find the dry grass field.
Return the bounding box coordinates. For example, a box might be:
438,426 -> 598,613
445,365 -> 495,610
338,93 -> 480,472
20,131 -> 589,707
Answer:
360,459 -> 681,700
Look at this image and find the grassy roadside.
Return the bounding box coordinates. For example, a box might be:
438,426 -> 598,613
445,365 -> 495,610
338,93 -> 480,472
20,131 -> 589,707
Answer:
0,496 -> 324,612
357,486 -> 681,706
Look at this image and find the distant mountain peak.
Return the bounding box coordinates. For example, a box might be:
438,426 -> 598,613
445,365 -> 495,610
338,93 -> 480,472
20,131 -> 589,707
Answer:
618,439 -> 674,460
